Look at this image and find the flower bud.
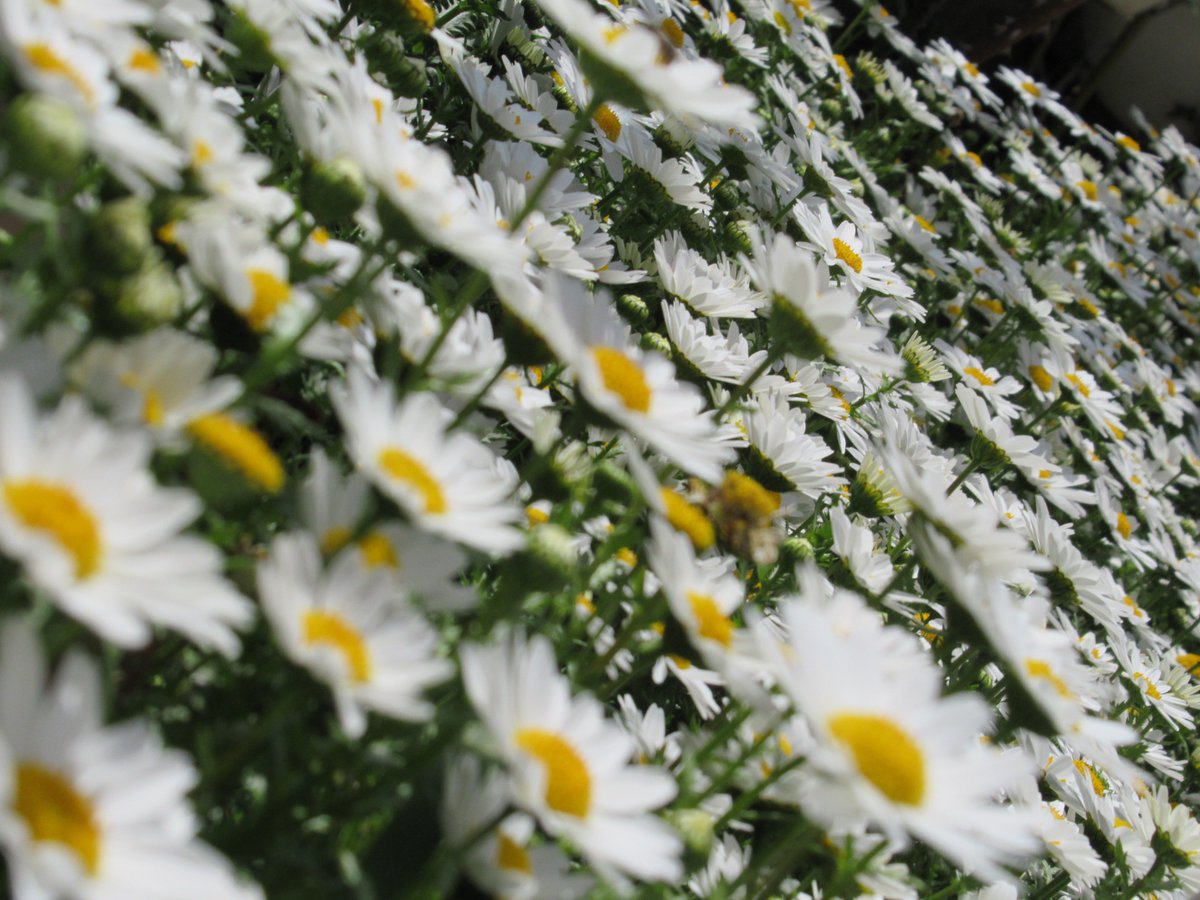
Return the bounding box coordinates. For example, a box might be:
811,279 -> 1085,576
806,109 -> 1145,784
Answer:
302,157 -> 366,226
114,255 -> 185,327
6,95 -> 87,180
89,197 -> 153,276
616,293 -> 651,326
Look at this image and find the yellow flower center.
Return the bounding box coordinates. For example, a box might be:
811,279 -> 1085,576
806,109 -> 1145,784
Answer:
402,0 -> 435,32
1025,658 -> 1073,698
303,609 -> 371,682
515,728 -> 591,818
23,43 -> 95,106
192,139 -> 214,168
244,268 -> 292,332
1076,180 -> 1098,202
15,764 -> 101,873
832,238 -> 863,273
660,489 -> 715,551
773,10 -> 792,34
1115,512 -> 1131,540
496,833 -> 533,873
187,413 -> 284,493
828,713 -> 925,805
592,347 -> 651,413
1116,135 -> 1141,153
717,471 -> 780,518
127,47 -> 161,74
320,526 -> 353,556
913,214 -> 937,234
832,53 -> 853,80
1028,365 -> 1053,391
359,531 -> 398,568
686,591 -> 733,647
1022,81 -> 1041,97
3,480 -> 101,579
660,18 -> 685,47
377,448 -> 446,514
1176,653 -> 1200,678
1064,372 -> 1090,397
963,61 -> 980,78
592,103 -> 622,142
963,366 -> 994,387
1074,759 -> 1106,796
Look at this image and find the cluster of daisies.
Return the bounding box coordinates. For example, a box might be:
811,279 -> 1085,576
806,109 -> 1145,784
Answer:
1,0 -> 1199,895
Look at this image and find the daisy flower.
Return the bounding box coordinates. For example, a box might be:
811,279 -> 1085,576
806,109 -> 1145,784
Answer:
740,228 -> 900,375
793,203 -> 913,300
532,0 -> 759,130
331,369 -> 523,554
461,629 -> 683,886
753,583 -> 1039,881
257,532 -> 453,738
0,375 -> 252,653
539,275 -> 736,482
653,231 -> 764,319
0,618 -> 261,899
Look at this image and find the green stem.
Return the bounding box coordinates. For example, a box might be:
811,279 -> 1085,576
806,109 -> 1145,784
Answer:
946,459 -> 979,496
718,351 -> 777,418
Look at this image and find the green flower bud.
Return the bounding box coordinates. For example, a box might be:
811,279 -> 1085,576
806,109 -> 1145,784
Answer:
350,0 -> 436,34
712,178 -> 741,209
5,95 -> 87,180
665,809 -> 715,865
89,197 -> 153,276
525,523 -> 579,588
114,255 -> 184,327
302,157 -> 366,226
368,33 -> 429,97
639,331 -> 672,357
616,293 -> 651,326
724,219 -> 754,256
779,535 -> 814,565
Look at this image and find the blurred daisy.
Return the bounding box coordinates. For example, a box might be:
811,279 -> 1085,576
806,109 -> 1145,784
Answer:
461,629 -> 683,886
540,276 -> 735,482
0,375 -> 252,653
0,618 -> 261,899
331,370 -> 523,554
257,532 -> 453,738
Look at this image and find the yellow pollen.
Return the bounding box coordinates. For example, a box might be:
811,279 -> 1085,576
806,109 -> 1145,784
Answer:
1038,469 -> 1052,480
616,547 -> 637,567
717,471 -> 780,517
1115,512 -> 1131,540
976,297 -> 1004,315
576,593 -> 595,614
496,833 -> 532,873
526,505 -> 550,527
187,413 -> 284,493
23,43 -> 95,106
592,346 -> 651,413
832,53 -> 853,80
157,221 -> 179,246
963,61 -> 980,78
377,448 -> 446,514
602,25 -> 626,45
668,653 -> 691,669
141,388 -> 164,426
914,214 -> 937,234
402,0 -> 435,32
832,238 -> 863,273
14,764 -> 101,874
1022,81 -> 1041,97
244,268 -> 291,332
592,104 -> 622,142
127,47 -> 161,74
396,170 -> 416,190
320,526 -> 353,556
1106,420 -> 1125,441
963,366 -> 994,387
515,728 -> 591,817
359,531 -> 398,568
1114,817 -> 1132,829
1064,372 -> 1090,397
661,489 -> 715,551
1074,760 -> 1106,796
1117,135 -> 1141,152
312,227 -> 330,245
1176,653 -> 1200,678
686,591 -> 733,647
337,307 -> 364,329
192,139 -> 214,168
302,609 -> 371,682
661,18 -> 685,47
3,480 -> 101,579
773,10 -> 792,34
828,713 -> 925,805
1025,659 -> 1073,698
1076,180 -> 1098,202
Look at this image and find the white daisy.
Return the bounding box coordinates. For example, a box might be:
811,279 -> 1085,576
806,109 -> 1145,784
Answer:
0,375 -> 252,654
460,628 -> 683,886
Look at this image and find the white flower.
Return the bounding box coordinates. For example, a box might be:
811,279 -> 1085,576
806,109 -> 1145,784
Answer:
257,532 -> 453,738
331,369 -> 523,554
0,375 -> 252,654
461,629 -> 683,886
0,618 -> 261,899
